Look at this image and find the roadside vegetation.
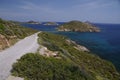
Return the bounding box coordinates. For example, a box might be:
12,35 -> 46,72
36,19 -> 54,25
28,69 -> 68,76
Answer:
12,53 -> 89,80
0,18 -> 37,39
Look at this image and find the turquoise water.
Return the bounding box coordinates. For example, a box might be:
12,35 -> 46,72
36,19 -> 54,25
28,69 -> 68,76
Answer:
22,23 -> 120,71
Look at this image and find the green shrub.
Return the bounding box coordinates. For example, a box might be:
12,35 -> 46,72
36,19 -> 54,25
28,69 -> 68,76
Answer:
12,53 -> 88,80
0,23 -> 5,31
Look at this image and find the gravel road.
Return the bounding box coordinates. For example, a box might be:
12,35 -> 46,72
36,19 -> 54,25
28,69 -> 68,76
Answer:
0,32 -> 40,80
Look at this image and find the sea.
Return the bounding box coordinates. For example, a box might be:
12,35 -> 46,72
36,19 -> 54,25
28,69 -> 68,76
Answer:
22,22 -> 120,72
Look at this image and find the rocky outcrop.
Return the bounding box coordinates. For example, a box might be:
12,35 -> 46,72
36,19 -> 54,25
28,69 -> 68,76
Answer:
0,34 -> 10,51
38,45 -> 59,58
0,34 -> 18,51
66,39 -> 89,52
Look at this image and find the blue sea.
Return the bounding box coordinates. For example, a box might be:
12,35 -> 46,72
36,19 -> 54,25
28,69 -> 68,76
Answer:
22,23 -> 120,71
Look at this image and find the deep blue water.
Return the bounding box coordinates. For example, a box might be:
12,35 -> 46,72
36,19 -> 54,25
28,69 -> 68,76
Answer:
22,23 -> 120,71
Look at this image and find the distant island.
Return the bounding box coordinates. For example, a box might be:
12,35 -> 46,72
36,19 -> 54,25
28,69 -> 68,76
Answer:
57,20 -> 100,32
27,20 -> 40,24
43,22 -> 59,25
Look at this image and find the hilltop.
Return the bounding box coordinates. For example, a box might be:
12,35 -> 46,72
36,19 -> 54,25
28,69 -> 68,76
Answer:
0,18 -> 38,51
57,20 -> 100,32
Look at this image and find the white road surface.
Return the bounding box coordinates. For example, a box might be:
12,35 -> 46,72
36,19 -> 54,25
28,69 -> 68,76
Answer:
0,32 -> 40,80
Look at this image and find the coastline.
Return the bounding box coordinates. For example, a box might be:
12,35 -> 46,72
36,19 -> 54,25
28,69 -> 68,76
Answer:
5,31 -> 120,80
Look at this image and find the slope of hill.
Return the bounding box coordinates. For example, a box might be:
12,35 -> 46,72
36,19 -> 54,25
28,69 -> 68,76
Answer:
0,18 -> 38,51
11,32 -> 120,80
57,20 -> 100,32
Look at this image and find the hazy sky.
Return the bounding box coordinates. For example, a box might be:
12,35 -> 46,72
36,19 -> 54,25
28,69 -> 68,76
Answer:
0,0 -> 120,23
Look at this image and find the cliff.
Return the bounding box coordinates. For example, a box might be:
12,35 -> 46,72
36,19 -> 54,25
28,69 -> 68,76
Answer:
57,20 -> 100,32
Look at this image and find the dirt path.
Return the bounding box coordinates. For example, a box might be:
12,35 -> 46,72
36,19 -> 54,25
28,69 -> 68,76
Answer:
0,32 -> 40,80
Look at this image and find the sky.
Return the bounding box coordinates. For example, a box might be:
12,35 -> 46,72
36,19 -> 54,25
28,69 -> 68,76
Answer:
0,0 -> 120,23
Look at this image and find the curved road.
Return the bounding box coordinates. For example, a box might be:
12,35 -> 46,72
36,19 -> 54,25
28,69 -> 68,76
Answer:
0,32 -> 40,80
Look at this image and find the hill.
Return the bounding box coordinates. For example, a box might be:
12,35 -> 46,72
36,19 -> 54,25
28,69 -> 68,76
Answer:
0,18 -> 38,51
43,22 -> 59,25
11,32 -> 120,80
27,20 -> 40,24
57,20 -> 100,32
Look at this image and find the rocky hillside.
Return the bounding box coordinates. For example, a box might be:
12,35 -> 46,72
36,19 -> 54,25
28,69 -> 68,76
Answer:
11,32 -> 120,80
0,18 -> 38,51
57,20 -> 100,32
